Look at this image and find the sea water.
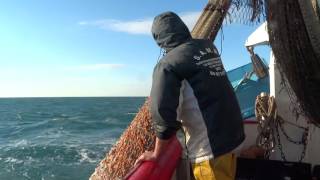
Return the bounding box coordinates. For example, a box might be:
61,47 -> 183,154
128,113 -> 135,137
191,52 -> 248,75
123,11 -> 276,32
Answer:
0,97 -> 146,180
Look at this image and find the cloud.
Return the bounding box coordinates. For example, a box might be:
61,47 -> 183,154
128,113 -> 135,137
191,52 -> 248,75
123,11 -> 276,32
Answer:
79,11 -> 201,35
79,19 -> 153,35
65,64 -> 125,71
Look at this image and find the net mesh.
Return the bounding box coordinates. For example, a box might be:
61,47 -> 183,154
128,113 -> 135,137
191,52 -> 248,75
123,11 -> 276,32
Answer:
90,99 -> 155,180
228,0 -> 320,125
226,0 -> 266,25
266,0 -> 320,126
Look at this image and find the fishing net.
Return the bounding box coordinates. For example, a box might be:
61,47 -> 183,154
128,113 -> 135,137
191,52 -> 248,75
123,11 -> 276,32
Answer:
191,0 -> 231,40
90,99 -> 155,180
227,0 -> 320,125
192,0 -> 266,40
265,0 -> 320,126
226,0 -> 266,25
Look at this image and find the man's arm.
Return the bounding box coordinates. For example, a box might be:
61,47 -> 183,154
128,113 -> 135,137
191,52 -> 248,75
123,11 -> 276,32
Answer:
135,62 -> 182,165
150,63 -> 182,139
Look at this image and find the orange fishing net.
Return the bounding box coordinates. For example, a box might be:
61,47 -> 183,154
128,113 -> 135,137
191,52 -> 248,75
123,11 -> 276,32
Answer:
90,99 -> 155,180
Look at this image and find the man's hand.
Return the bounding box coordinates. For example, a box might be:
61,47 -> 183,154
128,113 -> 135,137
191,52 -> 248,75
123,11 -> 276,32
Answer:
134,137 -> 171,167
134,151 -> 157,166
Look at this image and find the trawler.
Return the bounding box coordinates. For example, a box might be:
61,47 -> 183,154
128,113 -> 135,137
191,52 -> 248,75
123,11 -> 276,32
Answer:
90,0 -> 320,179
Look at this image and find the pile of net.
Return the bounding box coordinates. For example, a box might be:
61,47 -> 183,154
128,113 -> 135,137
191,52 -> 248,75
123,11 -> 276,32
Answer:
90,99 -> 155,180
265,0 -> 320,126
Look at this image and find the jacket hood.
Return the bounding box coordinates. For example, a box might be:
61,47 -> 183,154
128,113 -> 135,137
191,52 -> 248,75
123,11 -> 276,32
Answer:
151,12 -> 191,51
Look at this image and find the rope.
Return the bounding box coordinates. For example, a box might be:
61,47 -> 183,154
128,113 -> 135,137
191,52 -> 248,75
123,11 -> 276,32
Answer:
255,93 -> 277,155
255,93 -> 309,161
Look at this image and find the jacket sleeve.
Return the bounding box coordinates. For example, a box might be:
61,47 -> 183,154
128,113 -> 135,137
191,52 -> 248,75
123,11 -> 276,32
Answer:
150,62 -> 182,140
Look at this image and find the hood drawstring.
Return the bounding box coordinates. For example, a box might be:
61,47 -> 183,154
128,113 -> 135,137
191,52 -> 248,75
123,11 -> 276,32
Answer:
157,48 -> 167,63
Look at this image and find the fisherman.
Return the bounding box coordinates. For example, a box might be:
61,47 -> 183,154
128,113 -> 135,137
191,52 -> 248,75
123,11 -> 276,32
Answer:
135,12 -> 245,180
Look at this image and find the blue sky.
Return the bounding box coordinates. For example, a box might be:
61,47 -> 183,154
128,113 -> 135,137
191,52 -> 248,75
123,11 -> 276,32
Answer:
0,0 -> 270,97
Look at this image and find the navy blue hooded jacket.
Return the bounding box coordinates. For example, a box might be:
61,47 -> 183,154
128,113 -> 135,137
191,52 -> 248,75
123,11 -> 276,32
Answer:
150,12 -> 245,157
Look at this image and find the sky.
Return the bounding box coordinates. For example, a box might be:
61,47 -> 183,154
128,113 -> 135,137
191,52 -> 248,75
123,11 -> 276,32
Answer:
0,0 -> 270,97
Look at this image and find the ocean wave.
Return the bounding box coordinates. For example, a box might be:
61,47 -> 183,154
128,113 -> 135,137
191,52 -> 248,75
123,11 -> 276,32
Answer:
11,111 -> 130,137
16,113 -> 22,120
13,139 -> 29,147
79,149 -> 98,163
0,97 -> 146,180
0,143 -> 109,164
0,143 -> 104,179
4,157 -> 24,164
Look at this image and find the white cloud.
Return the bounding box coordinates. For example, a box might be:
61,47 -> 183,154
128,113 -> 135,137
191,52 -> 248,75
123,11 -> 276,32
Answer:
79,11 -> 201,35
65,64 -> 125,71
180,11 -> 202,30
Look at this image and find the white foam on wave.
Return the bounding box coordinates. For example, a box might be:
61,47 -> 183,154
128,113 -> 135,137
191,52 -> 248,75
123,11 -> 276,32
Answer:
41,174 -> 55,180
96,138 -> 117,145
16,113 -> 22,120
51,113 -> 69,121
38,128 -> 66,140
104,117 -> 119,123
3,156 -> 38,166
13,139 -> 28,147
23,172 -> 31,179
4,157 -> 23,164
24,156 -> 38,164
69,116 -> 84,120
127,112 -> 137,115
79,149 -> 97,163
51,118 -> 61,121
